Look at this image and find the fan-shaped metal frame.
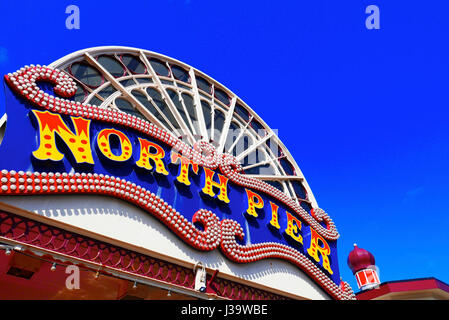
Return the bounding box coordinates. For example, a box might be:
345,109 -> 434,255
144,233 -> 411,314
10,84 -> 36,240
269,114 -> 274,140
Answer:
48,46 -> 318,208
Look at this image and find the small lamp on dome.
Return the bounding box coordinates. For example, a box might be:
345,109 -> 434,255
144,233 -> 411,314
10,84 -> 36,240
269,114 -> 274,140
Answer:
347,243 -> 380,291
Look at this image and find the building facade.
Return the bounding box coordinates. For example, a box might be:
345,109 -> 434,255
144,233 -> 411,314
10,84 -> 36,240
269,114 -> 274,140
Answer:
0,46 -> 355,300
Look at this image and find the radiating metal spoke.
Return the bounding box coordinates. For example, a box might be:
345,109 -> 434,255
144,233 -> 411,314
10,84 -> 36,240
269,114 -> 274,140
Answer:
217,97 -> 237,154
140,51 -> 195,145
84,52 -> 172,134
189,68 -> 209,141
236,132 -> 274,161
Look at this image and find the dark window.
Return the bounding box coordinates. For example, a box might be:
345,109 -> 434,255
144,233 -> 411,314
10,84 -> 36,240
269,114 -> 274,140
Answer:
266,138 -> 281,158
214,88 -> 230,106
171,65 -> 190,82
160,79 -> 174,86
115,97 -> 132,110
199,93 -> 210,100
265,180 -> 284,192
177,83 -> 191,90
136,78 -> 153,84
88,95 -> 102,107
300,201 -> 312,213
132,89 -> 169,128
213,109 -> 226,142
97,56 -> 125,77
224,121 -> 240,153
72,84 -> 86,102
131,90 -> 152,109
119,79 -> 137,87
196,76 -> 211,94
146,88 -> 180,129
279,158 -> 295,175
234,103 -> 250,122
167,89 -> 192,133
121,55 -> 146,74
115,97 -> 145,120
166,89 -> 178,101
251,119 -> 265,136
181,93 -> 199,134
70,63 -> 103,88
201,100 -> 212,138
97,85 -> 116,98
181,93 -> 196,119
150,58 -> 170,76
145,88 -> 162,103
292,180 -> 307,200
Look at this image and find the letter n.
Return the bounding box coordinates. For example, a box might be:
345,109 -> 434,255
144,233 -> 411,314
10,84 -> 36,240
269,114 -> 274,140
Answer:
32,110 -> 93,164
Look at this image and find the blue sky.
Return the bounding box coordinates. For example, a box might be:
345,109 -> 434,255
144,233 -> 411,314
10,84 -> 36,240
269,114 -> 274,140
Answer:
1,0 -> 449,293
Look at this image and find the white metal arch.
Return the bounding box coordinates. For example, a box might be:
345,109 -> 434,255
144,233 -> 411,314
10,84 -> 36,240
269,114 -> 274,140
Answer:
48,46 -> 318,207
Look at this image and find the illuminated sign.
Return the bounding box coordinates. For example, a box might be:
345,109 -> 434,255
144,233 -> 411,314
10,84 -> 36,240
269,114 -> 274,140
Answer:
0,65 -> 351,299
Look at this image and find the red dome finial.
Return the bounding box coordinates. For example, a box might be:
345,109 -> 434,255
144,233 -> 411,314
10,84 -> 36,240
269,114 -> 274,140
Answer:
347,243 -> 380,291
347,243 -> 376,274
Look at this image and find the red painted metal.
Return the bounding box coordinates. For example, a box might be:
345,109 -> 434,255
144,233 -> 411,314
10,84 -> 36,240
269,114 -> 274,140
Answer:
0,209 -> 286,300
356,278 -> 449,300
348,244 -> 376,274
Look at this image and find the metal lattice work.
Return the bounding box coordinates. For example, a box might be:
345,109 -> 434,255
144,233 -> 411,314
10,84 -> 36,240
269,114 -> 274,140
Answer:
49,46 -> 318,208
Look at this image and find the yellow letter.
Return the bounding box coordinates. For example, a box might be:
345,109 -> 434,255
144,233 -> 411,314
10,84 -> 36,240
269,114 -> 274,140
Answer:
269,202 -> 281,229
135,138 -> 169,175
201,167 -> 230,203
97,128 -> 132,162
285,212 -> 303,244
307,228 -> 333,275
170,152 -> 199,186
32,110 -> 93,164
245,189 -> 264,218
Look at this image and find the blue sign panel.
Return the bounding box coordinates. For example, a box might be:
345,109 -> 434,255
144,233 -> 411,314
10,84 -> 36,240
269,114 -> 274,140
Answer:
0,66 -> 346,298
